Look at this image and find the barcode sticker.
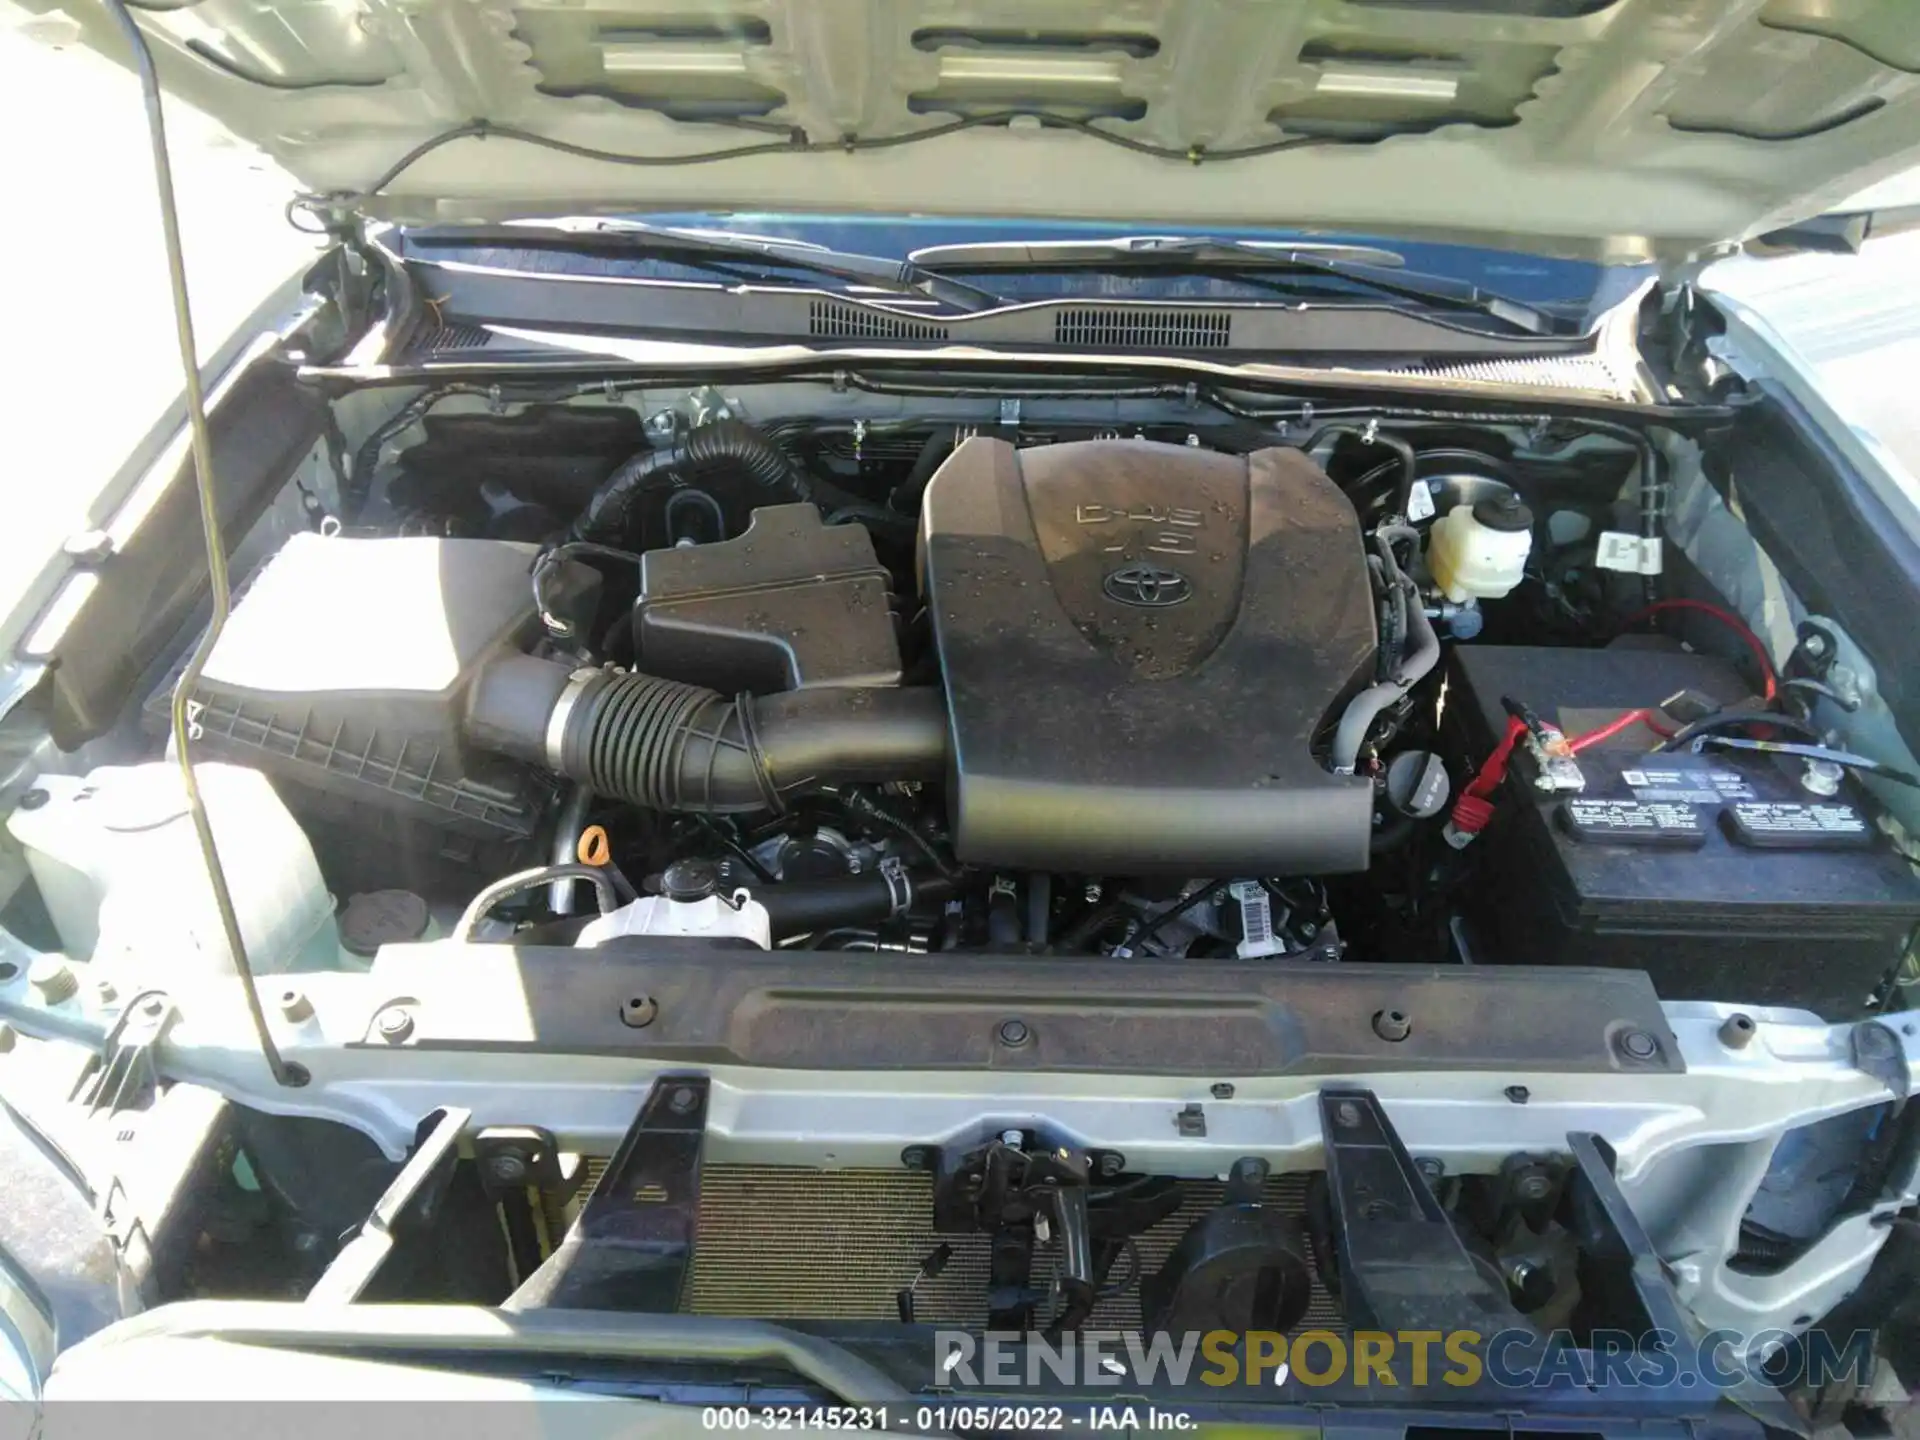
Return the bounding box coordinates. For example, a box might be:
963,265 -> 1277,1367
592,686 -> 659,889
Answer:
1231,881 -> 1285,959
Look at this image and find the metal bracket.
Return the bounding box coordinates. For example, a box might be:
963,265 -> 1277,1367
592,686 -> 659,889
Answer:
916,1125 -> 1141,1333
473,1125 -> 569,1198
307,1106 -> 469,1304
506,1075 -> 707,1312
1851,1021 -> 1910,1114
1318,1087 -> 1529,1334
474,1124 -> 579,1286
1561,1130 -> 1698,1343
644,385 -> 735,442
1705,332 -> 1767,383
73,992 -> 174,1119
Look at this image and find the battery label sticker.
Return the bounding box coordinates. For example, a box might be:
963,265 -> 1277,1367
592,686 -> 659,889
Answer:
1563,797 -> 1708,847
1618,765 -> 1756,805
1725,801 -> 1872,849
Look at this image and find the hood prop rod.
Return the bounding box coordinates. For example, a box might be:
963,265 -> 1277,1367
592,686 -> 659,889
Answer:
105,0 -> 302,1089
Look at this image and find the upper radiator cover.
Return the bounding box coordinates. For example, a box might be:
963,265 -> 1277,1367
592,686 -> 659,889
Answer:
920,437 -> 1375,875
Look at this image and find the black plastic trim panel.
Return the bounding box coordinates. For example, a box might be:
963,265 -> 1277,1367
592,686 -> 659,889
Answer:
364,945 -> 1683,1075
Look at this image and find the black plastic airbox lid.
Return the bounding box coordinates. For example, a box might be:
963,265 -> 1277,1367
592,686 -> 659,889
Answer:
921,437 -> 1377,875
150,535 -> 588,841
635,504 -> 901,694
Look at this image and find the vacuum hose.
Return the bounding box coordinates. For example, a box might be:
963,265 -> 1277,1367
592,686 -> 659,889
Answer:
467,654 -> 948,813
1330,526 -> 1442,775
572,419 -> 813,545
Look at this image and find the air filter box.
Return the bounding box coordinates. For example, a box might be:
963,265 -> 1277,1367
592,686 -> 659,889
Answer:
1447,643 -> 1920,1018
147,534 -> 593,849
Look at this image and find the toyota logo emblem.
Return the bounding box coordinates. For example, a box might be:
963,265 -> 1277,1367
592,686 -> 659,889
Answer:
1103,563 -> 1193,608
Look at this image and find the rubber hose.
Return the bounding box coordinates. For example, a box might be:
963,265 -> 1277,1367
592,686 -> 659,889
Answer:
454,863 -> 618,941
1303,424 -> 1418,517
987,885 -> 1022,948
758,871 -> 955,939
571,419 -> 813,545
893,425 -> 958,512
1330,581 -> 1442,774
466,654 -> 949,813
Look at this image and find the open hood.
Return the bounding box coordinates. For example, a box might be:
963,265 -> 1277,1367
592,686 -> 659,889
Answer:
25,0 -> 1920,263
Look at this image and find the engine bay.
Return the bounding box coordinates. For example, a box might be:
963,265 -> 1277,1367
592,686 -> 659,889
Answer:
20,385 -> 1908,1011
5,372 -> 1920,1405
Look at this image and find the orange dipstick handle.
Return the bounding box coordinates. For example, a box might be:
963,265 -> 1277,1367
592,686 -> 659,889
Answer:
576,825 -> 611,868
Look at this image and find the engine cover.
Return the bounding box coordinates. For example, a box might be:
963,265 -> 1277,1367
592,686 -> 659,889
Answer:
921,437 -> 1376,875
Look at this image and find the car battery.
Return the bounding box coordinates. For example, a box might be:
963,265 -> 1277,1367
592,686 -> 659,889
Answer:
1446,643 -> 1920,1019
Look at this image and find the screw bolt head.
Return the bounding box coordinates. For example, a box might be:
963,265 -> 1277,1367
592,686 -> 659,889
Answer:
374,1005 -> 414,1043
997,1018 -> 1030,1047
487,1152 -> 529,1184
1619,1029 -> 1659,1061
1372,1008 -> 1412,1042
27,957 -> 76,1004
1720,1012 -> 1757,1049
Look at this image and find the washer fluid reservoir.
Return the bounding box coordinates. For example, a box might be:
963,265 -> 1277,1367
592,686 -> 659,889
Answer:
7,763 -> 341,975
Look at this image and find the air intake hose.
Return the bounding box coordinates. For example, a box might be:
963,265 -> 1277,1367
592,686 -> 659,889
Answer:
572,419 -> 813,545
467,654 -> 948,813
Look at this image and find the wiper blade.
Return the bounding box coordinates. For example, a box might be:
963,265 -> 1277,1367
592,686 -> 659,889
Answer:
407,220 -> 1005,314
913,233 -> 1573,336
910,234 -> 1411,270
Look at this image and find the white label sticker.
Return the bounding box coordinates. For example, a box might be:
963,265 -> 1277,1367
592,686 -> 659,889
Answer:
1596,532 -> 1664,575
1406,479 -> 1436,522
1230,880 -> 1285,959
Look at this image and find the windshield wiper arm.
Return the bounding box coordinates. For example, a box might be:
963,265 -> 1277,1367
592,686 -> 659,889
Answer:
913,234 -> 1574,336
910,234 -> 1411,270
407,221 -> 1005,314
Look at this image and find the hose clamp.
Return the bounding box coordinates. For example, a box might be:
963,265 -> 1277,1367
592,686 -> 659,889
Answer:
546,668 -> 600,772
879,856 -> 912,917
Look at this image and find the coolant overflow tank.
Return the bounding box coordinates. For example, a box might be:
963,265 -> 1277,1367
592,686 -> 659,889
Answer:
575,859 -> 772,948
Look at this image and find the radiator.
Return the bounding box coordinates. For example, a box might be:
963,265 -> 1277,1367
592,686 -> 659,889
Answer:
552,1163 -> 1342,1330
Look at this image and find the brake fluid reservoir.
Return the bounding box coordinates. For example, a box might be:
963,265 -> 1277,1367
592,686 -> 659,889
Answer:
1427,493 -> 1534,602
575,858 -> 771,949
7,763 -> 341,976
